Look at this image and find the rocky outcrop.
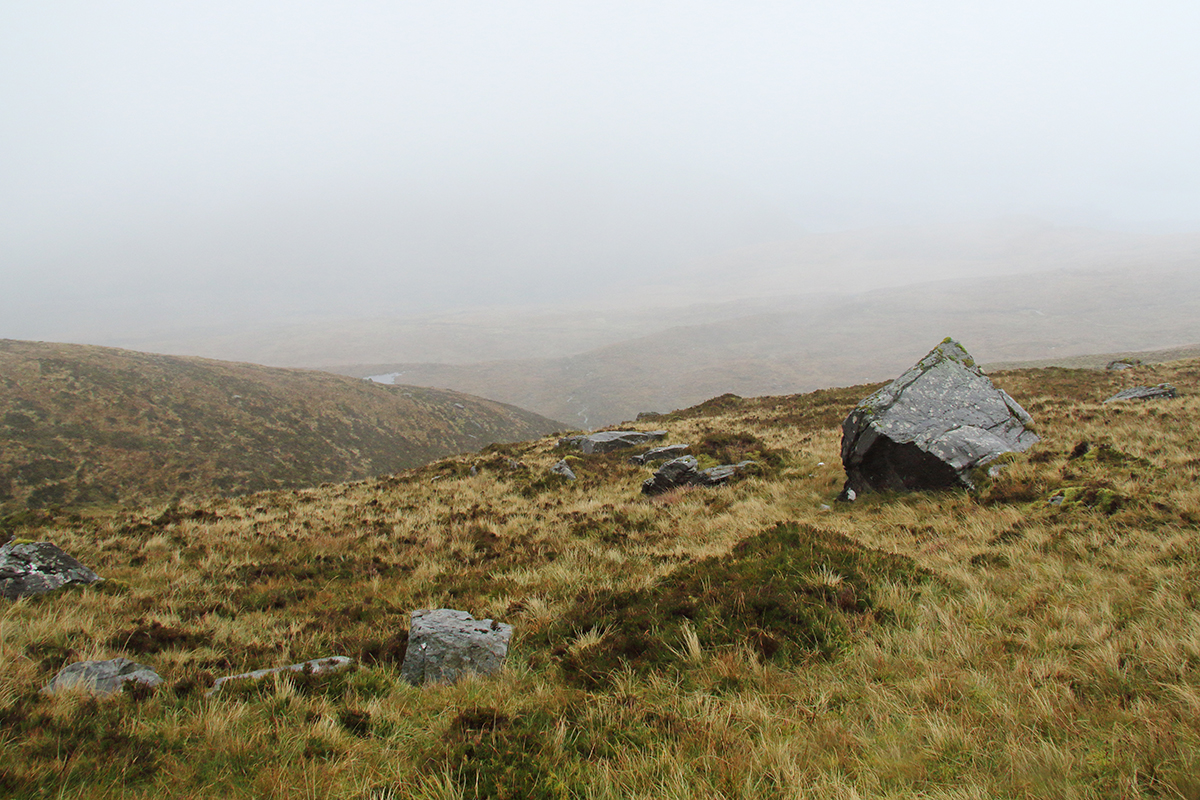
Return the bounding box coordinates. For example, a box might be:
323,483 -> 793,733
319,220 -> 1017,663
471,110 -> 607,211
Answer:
558,430 -> 667,454
1106,359 -> 1141,371
641,456 -> 757,496
400,609 -> 511,685
629,444 -> 690,465
840,338 -> 1038,496
0,541 -> 101,600
550,460 -> 577,481
43,658 -> 162,696
1103,384 -> 1177,403
206,656 -> 354,697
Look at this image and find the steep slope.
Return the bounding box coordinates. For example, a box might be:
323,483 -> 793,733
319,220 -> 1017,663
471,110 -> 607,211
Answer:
0,340 -> 563,508
333,262 -> 1200,426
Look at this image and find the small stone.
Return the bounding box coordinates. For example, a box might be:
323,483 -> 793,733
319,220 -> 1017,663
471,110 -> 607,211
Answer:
401,609 -> 511,685
206,656 -> 354,697
629,444 -> 690,465
43,657 -> 162,696
1103,384 -> 1177,403
550,460 -> 577,481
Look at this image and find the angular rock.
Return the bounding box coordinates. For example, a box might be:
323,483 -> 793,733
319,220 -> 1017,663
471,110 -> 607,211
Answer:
1106,359 -> 1141,371
0,541 -> 101,600
558,430 -> 667,454
43,657 -> 162,696
629,444 -> 690,465
206,656 -> 354,697
641,456 -> 757,496
840,338 -> 1038,495
1103,384 -> 1177,403
550,459 -> 577,481
400,609 -> 511,685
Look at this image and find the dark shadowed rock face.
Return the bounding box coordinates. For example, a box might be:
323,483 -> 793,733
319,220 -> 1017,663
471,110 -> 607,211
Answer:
641,456 -> 757,496
841,339 -> 1038,495
0,541 -> 101,600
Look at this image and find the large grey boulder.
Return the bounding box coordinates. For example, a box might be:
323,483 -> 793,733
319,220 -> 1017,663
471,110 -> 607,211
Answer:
1103,384 -> 1177,403
558,430 -> 667,454
641,456 -> 757,496
206,656 -> 354,697
0,541 -> 101,600
400,609 -> 512,685
43,657 -> 162,696
840,338 -> 1038,496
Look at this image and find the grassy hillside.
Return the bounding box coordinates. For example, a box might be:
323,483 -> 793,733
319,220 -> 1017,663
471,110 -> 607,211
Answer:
0,340 -> 563,510
332,263 -> 1200,427
0,355 -> 1197,797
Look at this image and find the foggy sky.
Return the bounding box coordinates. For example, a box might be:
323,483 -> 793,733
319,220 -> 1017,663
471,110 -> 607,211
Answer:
3,2 -> 1200,342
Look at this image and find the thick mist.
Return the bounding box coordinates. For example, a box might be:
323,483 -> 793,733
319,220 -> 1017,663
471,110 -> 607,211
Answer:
3,2 -> 1200,344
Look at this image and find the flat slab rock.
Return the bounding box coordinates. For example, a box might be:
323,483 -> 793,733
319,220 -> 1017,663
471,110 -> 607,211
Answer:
629,444 -> 691,465
558,430 -> 667,454
206,656 -> 354,697
641,455 -> 756,496
401,608 -> 511,685
0,541 -> 101,600
1103,384 -> 1177,403
43,657 -> 162,696
841,338 -> 1038,495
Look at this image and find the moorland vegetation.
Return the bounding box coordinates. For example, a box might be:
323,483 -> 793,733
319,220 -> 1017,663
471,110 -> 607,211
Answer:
1,356 -> 1198,798
0,340 -> 561,510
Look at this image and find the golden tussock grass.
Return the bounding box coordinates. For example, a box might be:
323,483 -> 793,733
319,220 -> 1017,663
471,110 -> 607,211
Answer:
0,359 -> 1198,798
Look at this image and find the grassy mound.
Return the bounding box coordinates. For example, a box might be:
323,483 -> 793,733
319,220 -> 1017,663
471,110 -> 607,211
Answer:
546,522 -> 931,688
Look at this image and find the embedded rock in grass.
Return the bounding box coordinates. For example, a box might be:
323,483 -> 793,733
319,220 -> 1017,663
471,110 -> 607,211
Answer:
840,338 -> 1038,496
0,541 -> 101,600
549,459 -> 577,481
43,657 -> 162,696
641,455 -> 756,496
1106,358 -> 1141,371
558,430 -> 667,454
205,656 -> 354,697
401,609 -> 512,685
629,444 -> 690,465
1103,384 -> 1178,403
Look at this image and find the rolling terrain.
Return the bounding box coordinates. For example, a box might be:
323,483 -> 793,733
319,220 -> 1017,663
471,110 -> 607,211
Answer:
333,262 -> 1200,427
0,353 -> 1197,797
0,340 -> 563,510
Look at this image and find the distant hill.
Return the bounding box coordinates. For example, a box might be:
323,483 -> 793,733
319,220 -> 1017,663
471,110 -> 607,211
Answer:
330,262 -> 1200,427
0,340 -> 563,509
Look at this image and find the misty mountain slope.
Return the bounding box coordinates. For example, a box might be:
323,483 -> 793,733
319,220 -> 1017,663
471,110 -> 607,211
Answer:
95,219 -> 1200,371
332,262 -> 1200,426
0,340 -> 563,509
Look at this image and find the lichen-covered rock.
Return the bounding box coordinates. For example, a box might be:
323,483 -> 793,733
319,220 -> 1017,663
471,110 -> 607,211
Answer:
558,430 -> 667,454
400,609 -> 511,685
1103,384 -> 1177,403
0,541 -> 101,600
629,444 -> 690,465
549,459 -> 577,481
206,656 -> 354,697
840,338 -> 1038,496
641,455 -> 756,496
43,657 -> 162,696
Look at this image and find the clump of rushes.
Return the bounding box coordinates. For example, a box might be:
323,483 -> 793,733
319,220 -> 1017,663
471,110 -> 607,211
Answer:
541,522 -> 932,688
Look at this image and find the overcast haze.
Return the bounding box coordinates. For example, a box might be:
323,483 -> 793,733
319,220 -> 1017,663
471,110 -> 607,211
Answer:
3,2 -> 1200,343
